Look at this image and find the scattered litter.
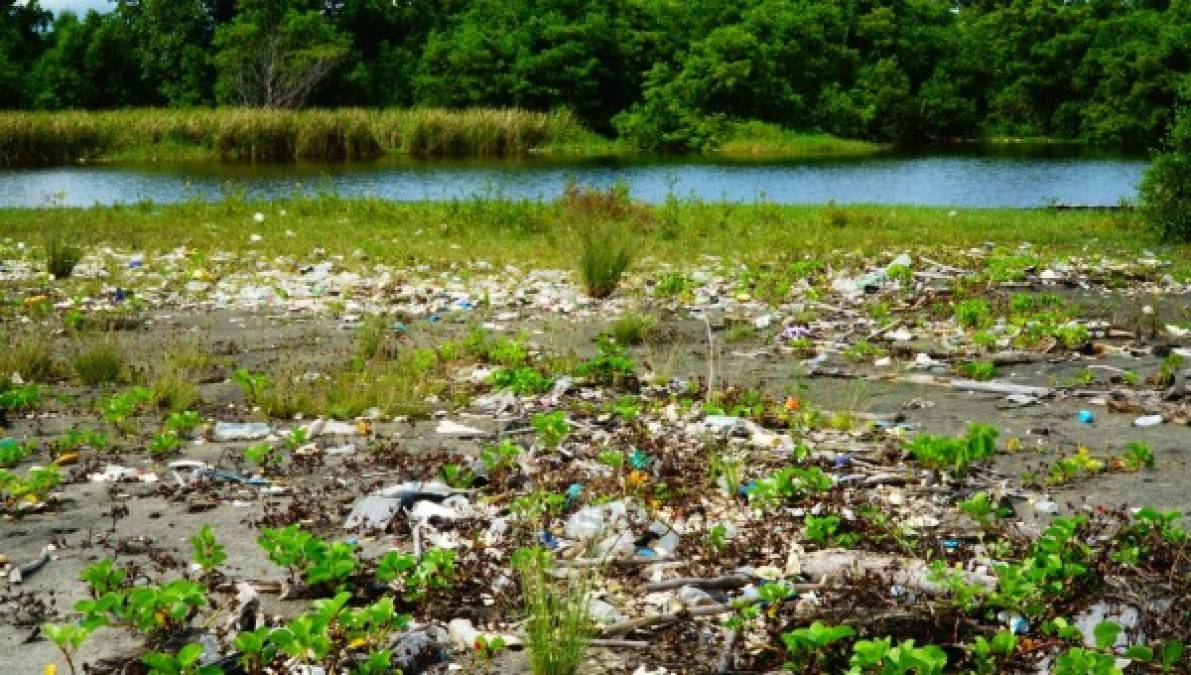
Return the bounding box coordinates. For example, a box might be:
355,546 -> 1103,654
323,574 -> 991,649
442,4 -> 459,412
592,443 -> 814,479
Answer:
212,421 -> 272,442
1132,414 -> 1163,428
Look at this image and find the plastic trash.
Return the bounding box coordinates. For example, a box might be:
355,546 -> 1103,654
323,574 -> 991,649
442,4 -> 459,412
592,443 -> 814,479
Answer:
1133,414 -> 1163,428
1077,410 -> 1095,424
446,618 -> 520,651
391,627 -> 450,673
212,421 -> 272,442
435,420 -> 486,437
587,598 -> 625,624
89,465 -> 158,483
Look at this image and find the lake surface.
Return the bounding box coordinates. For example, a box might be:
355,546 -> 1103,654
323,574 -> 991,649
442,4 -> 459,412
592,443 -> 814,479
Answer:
0,149 -> 1148,209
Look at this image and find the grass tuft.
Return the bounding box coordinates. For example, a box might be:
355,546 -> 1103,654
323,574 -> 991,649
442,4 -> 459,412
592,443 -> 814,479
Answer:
578,223 -> 634,299
1,333 -> 56,383
45,234 -> 83,279
608,312 -> 656,346
515,547 -> 592,675
71,339 -> 126,386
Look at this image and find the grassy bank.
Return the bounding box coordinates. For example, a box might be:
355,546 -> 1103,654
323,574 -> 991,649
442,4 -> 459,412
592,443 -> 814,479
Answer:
0,109 -> 885,166
0,108 -> 588,165
714,121 -> 886,158
0,193 -> 1184,273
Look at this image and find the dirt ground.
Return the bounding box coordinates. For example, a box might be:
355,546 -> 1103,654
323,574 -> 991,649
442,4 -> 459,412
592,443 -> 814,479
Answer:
2,295 -> 1188,673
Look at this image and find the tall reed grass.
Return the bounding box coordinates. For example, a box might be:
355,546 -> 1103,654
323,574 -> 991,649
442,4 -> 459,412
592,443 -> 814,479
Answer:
0,108 -> 588,165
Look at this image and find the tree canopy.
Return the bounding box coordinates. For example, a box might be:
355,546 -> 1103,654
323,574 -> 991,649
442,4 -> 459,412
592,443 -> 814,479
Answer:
3,0 -> 1189,148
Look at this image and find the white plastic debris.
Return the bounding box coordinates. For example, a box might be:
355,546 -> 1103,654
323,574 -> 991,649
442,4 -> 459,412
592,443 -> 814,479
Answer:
89,465 -> 158,483
213,421 -> 272,442
1133,415 -> 1163,428
447,618 -> 521,650
435,420 -> 486,437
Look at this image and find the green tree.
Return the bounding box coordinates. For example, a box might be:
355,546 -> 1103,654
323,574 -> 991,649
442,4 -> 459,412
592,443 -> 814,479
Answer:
31,11 -> 151,109
0,0 -> 50,108
213,0 -> 350,107
1140,109 -> 1191,241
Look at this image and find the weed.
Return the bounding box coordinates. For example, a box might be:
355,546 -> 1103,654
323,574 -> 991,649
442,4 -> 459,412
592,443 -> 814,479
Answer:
480,440 -> 523,473
804,514 -> 859,548
1117,442 -> 1154,471
1,335 -> 55,382
45,233 -> 84,279
577,222 -> 633,298
747,466 -> 833,510
0,438 -> 34,467
843,340 -> 886,362
514,546 -> 591,675
608,312 -> 656,346
959,361 -> 997,381
0,383 -> 41,411
906,424 -> 999,474
142,643 -> 222,675
98,386 -> 154,433
147,432 -> 182,457
191,525 -> 226,575
440,462 -> 477,488
532,411 -> 570,450
781,621 -> 855,671
958,491 -> 1009,528
243,442 -> 279,468
0,464 -> 60,507
655,272 -> 695,298
575,337 -> 636,384
71,339 -> 126,386
488,366 -> 553,395
724,323 -> 757,344
42,622 -> 95,675
955,298 -> 993,329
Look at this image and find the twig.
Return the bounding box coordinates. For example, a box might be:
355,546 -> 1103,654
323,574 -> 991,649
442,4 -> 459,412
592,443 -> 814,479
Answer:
715,628 -> 738,673
642,574 -> 752,593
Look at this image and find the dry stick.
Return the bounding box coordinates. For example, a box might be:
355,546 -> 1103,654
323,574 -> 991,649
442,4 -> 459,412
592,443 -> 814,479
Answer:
589,638 -> 650,649
642,574 -> 752,593
703,313 -> 715,402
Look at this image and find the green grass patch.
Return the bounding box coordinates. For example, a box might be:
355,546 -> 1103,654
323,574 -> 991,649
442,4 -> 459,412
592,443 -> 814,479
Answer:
714,121 -> 886,158
0,195 -> 1186,271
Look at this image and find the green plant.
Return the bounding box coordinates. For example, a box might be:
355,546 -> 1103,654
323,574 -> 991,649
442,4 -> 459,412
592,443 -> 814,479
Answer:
1052,647 -> 1120,675
655,272 -> 695,298
0,383 -> 42,411
305,541 -> 358,591
45,233 -> 84,279
954,298 -> 992,329
123,579 -> 208,635
782,621 -> 855,671
747,466 -> 833,510
165,410 -> 203,437
147,431 -> 182,456
958,491 -> 1009,528
231,368 -> 272,406
843,340 -> 886,362
487,366 -> 553,394
577,222 -> 633,298
42,622 -> 95,675
608,312 -> 656,346
1139,112 -> 1191,242
532,411 -> 570,449
514,546 -> 591,675
1,337 -> 55,382
50,429 -> 109,456
596,448 -> 625,469
191,525 -> 226,574
257,524 -> 326,582
243,442 -> 279,468
928,561 -> 988,613
905,423 -> 998,474
575,337 -> 636,384
98,386 -> 154,432
71,340 -> 126,386
0,437 -> 34,467
0,464 -> 60,506
706,523 -> 728,551
1117,441 -> 1154,471
480,440 -> 523,473
848,637 -> 948,674
959,360 -> 997,381
804,514 -> 859,548
142,643 -> 224,675
968,630 -> 1017,674
440,462 -> 477,488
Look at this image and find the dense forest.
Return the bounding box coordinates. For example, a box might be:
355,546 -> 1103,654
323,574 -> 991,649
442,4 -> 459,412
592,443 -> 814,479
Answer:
1,0 -> 1189,150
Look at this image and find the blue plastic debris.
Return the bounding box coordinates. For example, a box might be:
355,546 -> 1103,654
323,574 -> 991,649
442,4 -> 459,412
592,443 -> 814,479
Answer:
628,448 -> 653,471
564,482 -> 583,506
1077,410 -> 1095,424
538,532 -> 561,550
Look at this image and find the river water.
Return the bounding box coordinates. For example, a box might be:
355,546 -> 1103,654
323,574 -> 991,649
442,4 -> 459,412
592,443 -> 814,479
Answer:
0,148 -> 1148,208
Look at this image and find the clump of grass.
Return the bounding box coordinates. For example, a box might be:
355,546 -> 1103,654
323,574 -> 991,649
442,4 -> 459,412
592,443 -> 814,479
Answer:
1,334 -> 55,383
71,340 -> 126,386
608,312 -> 656,346
578,223 -> 633,299
514,547 -> 591,675
45,234 -> 84,279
